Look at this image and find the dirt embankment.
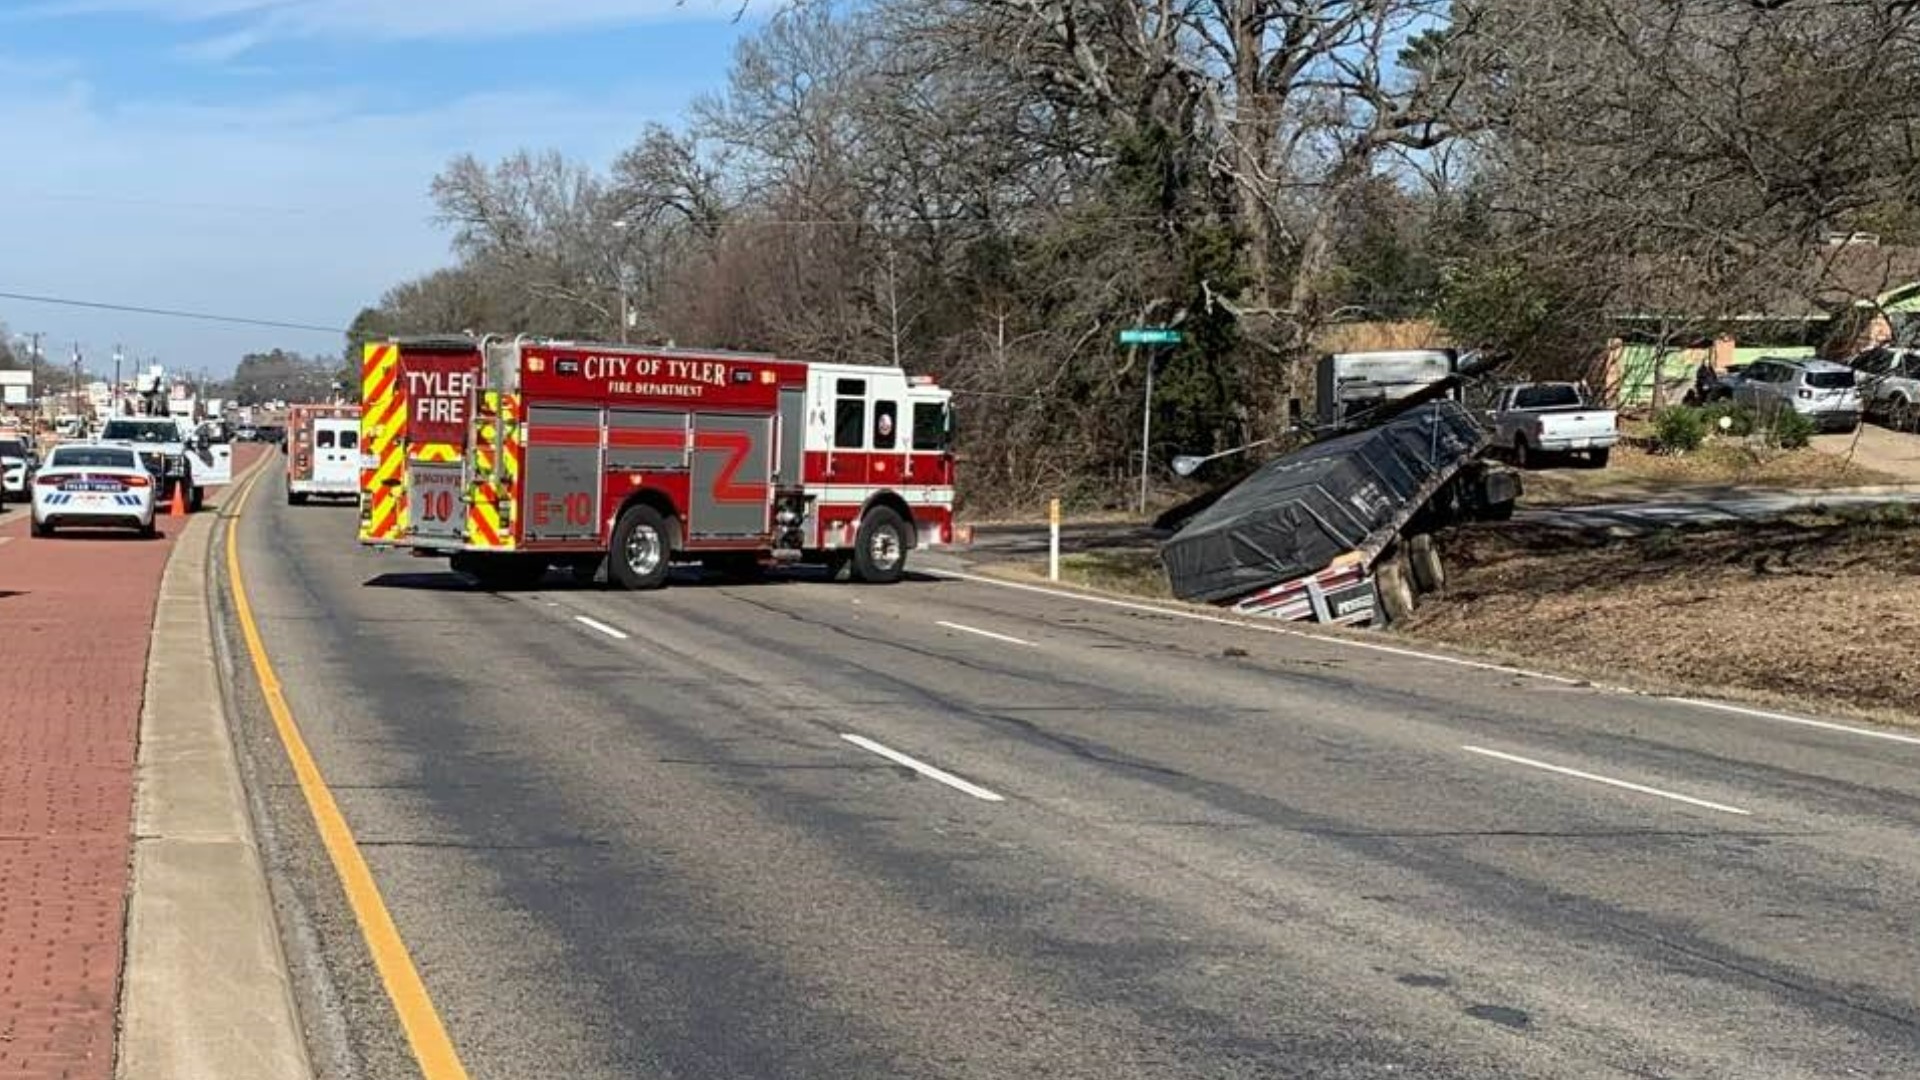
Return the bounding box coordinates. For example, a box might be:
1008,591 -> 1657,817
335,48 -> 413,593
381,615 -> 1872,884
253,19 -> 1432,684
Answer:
1403,510 -> 1920,720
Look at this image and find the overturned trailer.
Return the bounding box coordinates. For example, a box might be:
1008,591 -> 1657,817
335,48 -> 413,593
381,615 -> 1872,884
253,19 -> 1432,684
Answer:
1161,360 -> 1517,627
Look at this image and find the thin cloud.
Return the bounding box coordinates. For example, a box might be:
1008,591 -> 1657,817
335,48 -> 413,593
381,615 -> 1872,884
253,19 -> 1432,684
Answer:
174,28 -> 266,63
16,0 -> 747,45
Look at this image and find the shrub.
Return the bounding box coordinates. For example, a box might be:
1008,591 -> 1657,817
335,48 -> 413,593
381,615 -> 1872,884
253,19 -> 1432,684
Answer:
1651,406 -> 1707,454
1770,408 -> 1817,449
1698,401 -> 1755,437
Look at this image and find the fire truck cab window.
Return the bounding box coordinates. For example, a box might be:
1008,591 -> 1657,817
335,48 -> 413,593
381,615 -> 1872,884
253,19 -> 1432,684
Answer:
834,395 -> 867,449
315,429 -> 336,449
912,403 -> 949,451
873,401 -> 898,450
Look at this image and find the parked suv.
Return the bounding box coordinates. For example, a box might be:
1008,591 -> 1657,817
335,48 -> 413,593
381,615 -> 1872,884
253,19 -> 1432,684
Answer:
1849,347 -> 1920,432
1732,357 -> 1862,433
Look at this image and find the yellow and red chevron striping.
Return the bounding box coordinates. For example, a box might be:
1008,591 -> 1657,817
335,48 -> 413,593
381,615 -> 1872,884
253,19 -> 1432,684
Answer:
464,390 -> 520,550
359,343 -> 408,543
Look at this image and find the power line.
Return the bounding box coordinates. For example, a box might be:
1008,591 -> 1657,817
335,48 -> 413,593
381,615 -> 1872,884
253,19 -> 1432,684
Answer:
0,290 -> 345,335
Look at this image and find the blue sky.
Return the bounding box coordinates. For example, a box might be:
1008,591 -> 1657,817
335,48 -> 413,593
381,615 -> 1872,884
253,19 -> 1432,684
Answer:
0,0 -> 762,377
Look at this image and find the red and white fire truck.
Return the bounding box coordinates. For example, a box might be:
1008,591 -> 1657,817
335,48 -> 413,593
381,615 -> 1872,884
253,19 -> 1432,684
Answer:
358,336 -> 958,589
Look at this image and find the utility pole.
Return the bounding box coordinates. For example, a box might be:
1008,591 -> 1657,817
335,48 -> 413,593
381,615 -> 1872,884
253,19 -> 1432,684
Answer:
113,346 -> 124,415
26,332 -> 43,413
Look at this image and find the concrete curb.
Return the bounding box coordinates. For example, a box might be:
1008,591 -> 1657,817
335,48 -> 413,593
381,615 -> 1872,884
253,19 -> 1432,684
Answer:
117,479 -> 313,1080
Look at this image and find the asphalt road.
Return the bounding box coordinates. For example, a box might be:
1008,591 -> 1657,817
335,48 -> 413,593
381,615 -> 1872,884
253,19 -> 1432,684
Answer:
220,466 -> 1920,1080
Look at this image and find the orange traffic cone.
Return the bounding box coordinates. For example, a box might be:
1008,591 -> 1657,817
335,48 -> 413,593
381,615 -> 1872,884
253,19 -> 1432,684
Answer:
168,482 -> 188,517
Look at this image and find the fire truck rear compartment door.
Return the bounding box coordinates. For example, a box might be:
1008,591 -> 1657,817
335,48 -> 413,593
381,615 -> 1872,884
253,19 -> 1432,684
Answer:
691,413 -> 772,540
524,405 -> 603,541
409,463 -> 466,541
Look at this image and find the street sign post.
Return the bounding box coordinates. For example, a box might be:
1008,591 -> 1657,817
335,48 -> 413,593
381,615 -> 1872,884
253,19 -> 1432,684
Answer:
1119,327 -> 1184,512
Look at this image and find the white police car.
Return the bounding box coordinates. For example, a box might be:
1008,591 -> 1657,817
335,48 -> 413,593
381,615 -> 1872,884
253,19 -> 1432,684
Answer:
30,441 -> 158,538
0,436 -> 29,504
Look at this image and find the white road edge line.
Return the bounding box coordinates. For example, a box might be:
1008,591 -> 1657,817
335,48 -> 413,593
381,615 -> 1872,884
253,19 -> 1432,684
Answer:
935,620 -> 1035,647
574,615 -> 631,641
840,734 -> 1006,803
1461,745 -> 1751,817
925,567 -> 1582,684
1666,697 -> 1920,748
931,568 -> 1920,751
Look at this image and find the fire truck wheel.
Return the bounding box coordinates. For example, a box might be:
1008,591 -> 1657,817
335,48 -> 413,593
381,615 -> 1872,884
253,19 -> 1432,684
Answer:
287,490 -> 308,506
610,504 -> 674,590
1407,533 -> 1446,594
852,506 -> 910,584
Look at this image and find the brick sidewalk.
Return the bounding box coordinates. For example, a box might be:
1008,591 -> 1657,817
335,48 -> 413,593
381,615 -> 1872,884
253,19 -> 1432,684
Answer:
0,446 -> 265,1080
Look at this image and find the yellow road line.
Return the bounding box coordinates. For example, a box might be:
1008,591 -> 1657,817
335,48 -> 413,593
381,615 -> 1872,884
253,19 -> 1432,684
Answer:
224,467 -> 471,1080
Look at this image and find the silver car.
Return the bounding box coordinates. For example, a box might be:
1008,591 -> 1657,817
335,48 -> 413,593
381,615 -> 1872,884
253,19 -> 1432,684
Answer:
1849,347 -> 1920,432
1732,357 -> 1862,433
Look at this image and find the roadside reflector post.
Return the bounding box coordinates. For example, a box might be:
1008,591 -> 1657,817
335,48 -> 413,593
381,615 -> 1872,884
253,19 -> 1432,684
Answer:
1048,497 -> 1061,582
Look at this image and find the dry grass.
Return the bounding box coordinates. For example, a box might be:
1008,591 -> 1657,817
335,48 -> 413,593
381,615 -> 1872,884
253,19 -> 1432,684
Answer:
1521,440 -> 1898,506
1404,509 -> 1920,720
993,549 -> 1174,599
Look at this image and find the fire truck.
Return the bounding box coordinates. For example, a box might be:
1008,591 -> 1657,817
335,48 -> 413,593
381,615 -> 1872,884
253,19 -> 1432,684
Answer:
359,337 -> 958,590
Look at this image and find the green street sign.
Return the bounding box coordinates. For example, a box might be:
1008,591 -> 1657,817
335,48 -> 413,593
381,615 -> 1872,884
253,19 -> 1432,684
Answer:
1118,327 -> 1183,346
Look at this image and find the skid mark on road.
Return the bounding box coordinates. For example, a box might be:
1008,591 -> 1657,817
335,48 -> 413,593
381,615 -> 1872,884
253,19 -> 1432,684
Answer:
226,469 -> 472,1080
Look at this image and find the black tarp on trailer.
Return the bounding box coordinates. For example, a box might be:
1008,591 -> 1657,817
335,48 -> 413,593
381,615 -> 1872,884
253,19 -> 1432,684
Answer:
1160,401 -> 1486,604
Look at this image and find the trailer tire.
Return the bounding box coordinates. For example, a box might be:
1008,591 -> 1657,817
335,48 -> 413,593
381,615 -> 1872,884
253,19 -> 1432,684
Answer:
1586,448 -> 1611,469
609,504 -> 673,591
1514,435 -> 1532,469
1407,533 -> 1446,594
851,506 -> 910,584
1376,552 -> 1417,626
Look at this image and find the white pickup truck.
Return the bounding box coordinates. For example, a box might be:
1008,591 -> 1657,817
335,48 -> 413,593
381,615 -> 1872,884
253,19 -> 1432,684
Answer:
1491,382 -> 1618,468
